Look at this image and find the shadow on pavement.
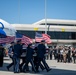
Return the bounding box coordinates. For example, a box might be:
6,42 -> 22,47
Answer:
0,62 -> 13,72
0,62 -> 76,75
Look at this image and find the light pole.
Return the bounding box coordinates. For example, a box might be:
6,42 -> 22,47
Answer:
18,0 -> 20,23
45,0 -> 47,34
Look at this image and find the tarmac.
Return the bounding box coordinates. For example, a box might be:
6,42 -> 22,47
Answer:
0,57 -> 76,75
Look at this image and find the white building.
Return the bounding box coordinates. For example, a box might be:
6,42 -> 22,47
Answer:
12,19 -> 76,47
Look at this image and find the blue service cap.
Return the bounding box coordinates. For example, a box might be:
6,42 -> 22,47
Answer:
17,40 -> 21,43
11,42 -> 14,44
41,40 -> 45,42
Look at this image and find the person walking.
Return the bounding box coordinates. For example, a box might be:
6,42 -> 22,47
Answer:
22,44 -> 36,73
13,40 -> 22,73
19,43 -> 27,72
36,40 -> 51,72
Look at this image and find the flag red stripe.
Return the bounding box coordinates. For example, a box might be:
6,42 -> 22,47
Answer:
0,36 -> 15,43
35,33 -> 52,44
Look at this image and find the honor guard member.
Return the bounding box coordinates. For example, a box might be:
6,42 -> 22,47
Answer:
37,40 -> 51,72
22,44 -> 36,73
32,42 -> 45,71
19,43 -> 27,72
13,40 -> 22,73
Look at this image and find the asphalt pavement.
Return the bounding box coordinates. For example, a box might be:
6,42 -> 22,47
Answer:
0,58 -> 76,75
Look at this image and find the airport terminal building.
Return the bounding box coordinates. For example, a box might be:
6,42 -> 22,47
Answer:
12,19 -> 76,47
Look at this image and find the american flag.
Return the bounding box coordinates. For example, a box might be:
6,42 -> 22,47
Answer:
0,36 -> 15,44
35,32 -> 52,44
35,32 -> 43,42
15,32 -> 22,40
42,34 -> 52,44
21,35 -> 32,46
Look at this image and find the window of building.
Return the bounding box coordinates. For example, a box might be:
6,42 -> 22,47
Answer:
40,23 -> 76,26
17,30 -> 76,40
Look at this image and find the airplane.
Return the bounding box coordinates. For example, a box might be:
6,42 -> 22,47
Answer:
0,19 -> 16,36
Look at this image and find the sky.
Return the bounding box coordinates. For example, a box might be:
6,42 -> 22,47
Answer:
0,0 -> 76,24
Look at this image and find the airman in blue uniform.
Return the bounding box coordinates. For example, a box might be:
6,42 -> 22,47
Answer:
22,44 -> 36,73
37,40 -> 51,72
13,40 -> 22,73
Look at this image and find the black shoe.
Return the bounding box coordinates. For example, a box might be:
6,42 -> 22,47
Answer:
6,66 -> 9,71
36,70 -> 40,73
47,68 -> 52,72
0,65 -> 3,67
26,69 -> 30,72
14,71 -> 20,73
42,68 -> 45,71
22,70 -> 26,73
20,69 -> 23,72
